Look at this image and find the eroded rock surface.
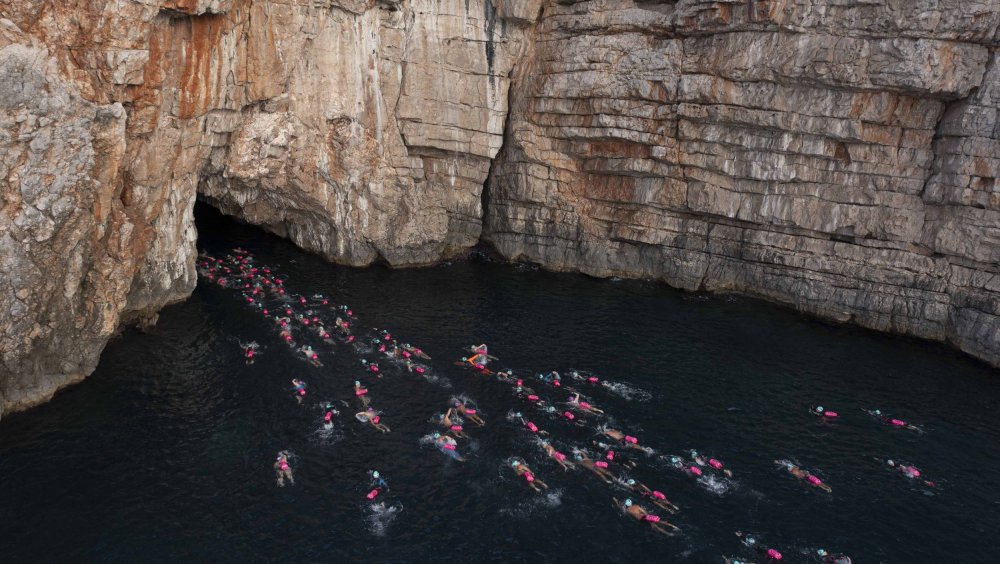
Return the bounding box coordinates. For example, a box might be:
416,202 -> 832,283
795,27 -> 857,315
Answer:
486,0 -> 1000,366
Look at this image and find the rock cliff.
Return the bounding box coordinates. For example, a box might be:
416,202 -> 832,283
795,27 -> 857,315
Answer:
1,0 -> 998,416
486,0 -> 1000,368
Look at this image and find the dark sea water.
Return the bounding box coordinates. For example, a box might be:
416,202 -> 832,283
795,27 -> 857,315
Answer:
2,204 -> 999,563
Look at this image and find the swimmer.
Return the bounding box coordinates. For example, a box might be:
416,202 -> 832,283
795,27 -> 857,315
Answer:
243,341 -> 260,365
432,432 -> 466,461
573,450 -> 615,483
866,409 -> 921,432
513,412 -> 547,436
690,450 -> 733,478
274,451 -> 294,487
735,531 -> 782,560
811,406 -> 839,419
300,345 -> 322,367
592,441 -> 638,468
613,497 -> 678,536
886,459 -> 936,487
454,400 -> 485,426
541,441 -> 574,471
602,427 -> 652,454
366,470 -> 389,500
568,392 -> 605,415
354,381 -> 371,408
510,459 -> 548,492
774,460 -> 832,493
322,403 -> 339,429
356,408 -> 391,433
403,343 -> 431,360
539,371 -> 562,388
623,478 -> 679,513
816,549 -> 852,563
441,408 -> 469,439
291,379 -> 307,404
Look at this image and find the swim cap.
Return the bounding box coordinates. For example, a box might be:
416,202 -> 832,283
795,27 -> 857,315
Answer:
624,499 -> 632,507
816,406 -> 824,412
626,479 -> 636,486
817,549 -> 828,556
373,471 -> 380,478
747,538 -> 756,546
355,381 -> 360,386
511,460 -> 520,467
887,459 -> 895,466
874,409 -> 881,415
433,432 -> 440,439
461,357 -> 467,362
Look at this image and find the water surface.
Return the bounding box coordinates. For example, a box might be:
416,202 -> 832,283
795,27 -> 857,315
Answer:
1,205 -> 998,562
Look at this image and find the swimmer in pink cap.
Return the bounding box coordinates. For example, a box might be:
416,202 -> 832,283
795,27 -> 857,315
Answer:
614,497 -> 678,535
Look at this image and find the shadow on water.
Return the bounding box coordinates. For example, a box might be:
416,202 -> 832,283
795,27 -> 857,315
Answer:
1,202 -> 998,562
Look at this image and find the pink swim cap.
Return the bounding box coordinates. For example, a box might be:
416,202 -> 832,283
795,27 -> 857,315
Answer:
767,549 -> 782,560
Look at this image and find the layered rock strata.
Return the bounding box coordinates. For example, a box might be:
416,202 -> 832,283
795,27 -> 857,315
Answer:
486,0 -> 1000,367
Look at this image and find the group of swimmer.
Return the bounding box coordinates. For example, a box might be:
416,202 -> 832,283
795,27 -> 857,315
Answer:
197,246 -> 942,560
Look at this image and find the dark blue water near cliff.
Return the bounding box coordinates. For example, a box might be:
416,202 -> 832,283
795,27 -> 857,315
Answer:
2,205 -> 999,563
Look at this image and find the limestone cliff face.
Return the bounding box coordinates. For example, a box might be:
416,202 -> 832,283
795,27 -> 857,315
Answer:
1,0 -> 998,416
0,0 -> 534,417
486,0 -> 1000,367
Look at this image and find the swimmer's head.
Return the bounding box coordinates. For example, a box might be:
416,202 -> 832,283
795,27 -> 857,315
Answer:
546,406 -> 556,413
355,381 -> 360,386
817,549 -> 827,557
626,479 -> 636,486
461,357 -> 467,362
433,432 -> 441,439
624,499 -> 632,507
372,471 -> 380,479
887,459 -> 895,466
511,460 -> 520,467
670,456 -> 680,463
874,409 -> 881,415
816,406 -> 824,412
746,538 -> 756,546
